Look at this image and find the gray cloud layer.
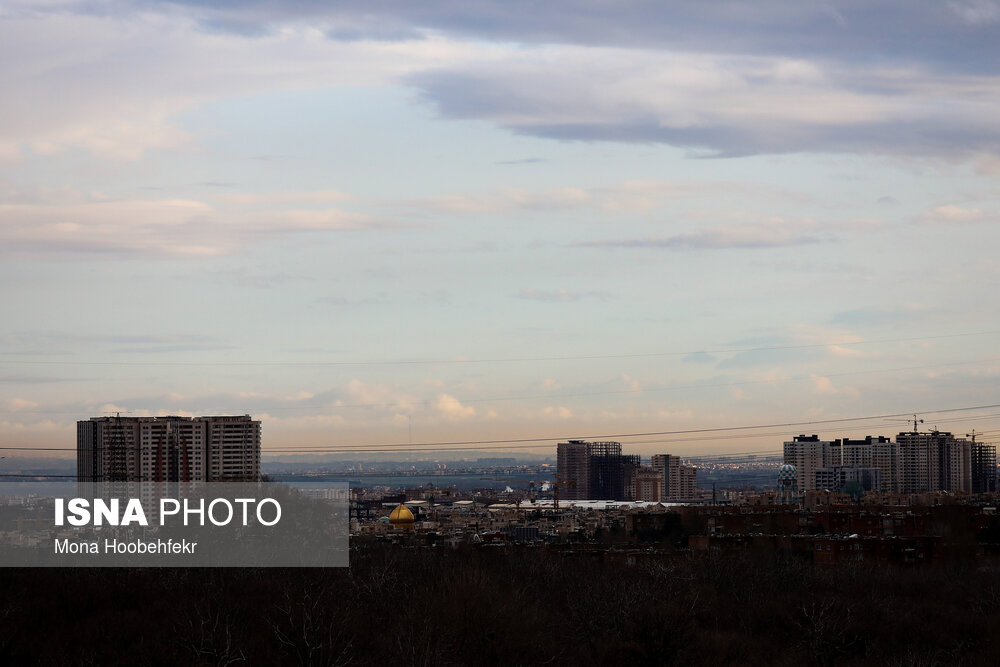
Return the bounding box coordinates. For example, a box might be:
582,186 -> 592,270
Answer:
150,1 -> 1000,73
6,1 -> 1000,160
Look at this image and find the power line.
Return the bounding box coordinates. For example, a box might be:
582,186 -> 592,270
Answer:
1,330 -> 997,368
252,402 -> 1000,452
5,404 -> 1000,455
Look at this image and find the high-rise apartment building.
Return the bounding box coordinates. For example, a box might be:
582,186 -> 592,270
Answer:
896,431 -> 971,494
651,454 -> 697,500
781,431 -> 992,496
78,415 -> 261,483
204,415 -> 262,482
869,438 -> 902,493
832,436 -> 899,494
556,440 -> 639,500
556,440 -> 591,500
783,435 -> 836,493
676,464 -> 697,499
78,416 -> 141,482
971,441 -> 998,494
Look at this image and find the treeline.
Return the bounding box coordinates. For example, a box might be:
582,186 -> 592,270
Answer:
2,547 -> 999,665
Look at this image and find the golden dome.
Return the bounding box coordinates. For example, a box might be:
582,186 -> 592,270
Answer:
388,503 -> 415,526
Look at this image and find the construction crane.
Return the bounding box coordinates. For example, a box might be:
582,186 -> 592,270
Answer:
886,414 -> 924,433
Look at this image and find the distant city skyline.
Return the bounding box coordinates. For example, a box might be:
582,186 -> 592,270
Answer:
2,2 -> 999,455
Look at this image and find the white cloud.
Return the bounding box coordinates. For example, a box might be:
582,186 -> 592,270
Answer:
620,375 -> 641,392
345,380 -> 416,412
809,374 -> 859,398
0,12 -> 480,161
827,345 -> 865,358
919,205 -> 992,224
810,374 -> 839,394
257,413 -> 346,429
404,180 -> 810,216
219,191 -> 355,205
0,195 -> 405,258
435,393 -> 475,420
2,397 -> 40,412
406,186 -> 591,215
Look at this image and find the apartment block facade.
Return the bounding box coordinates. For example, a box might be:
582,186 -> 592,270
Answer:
651,454 -> 697,500
782,431 -> 994,496
78,415 -> 261,483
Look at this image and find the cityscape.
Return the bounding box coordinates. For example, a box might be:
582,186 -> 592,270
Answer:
4,411 -> 988,569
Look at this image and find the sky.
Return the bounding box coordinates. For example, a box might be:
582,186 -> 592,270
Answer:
2,1 -> 1000,459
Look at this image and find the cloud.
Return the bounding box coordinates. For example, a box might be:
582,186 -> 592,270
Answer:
407,187 -> 591,215
408,46 -> 1000,159
717,344 -> 828,370
218,190 -> 355,205
343,380 -> 416,412
0,10 -> 478,161
542,406 -> 572,419
2,397 -> 40,412
0,194 -> 407,258
827,345 -> 865,358
403,180 -> 807,217
515,288 -> 611,302
6,3 -> 997,164
257,413 -> 347,429
810,374 -> 839,394
575,219 -> 829,250
918,204 -> 993,224
809,373 -> 859,398
620,375 -> 641,392
435,393 -> 475,420
66,2 -> 998,73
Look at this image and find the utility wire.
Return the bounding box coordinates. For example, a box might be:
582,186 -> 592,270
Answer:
8,403 -> 999,454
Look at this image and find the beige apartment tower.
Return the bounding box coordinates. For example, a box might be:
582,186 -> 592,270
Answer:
651,454 -> 697,500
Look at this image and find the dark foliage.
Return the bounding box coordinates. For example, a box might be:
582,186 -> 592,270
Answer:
1,547 -> 999,665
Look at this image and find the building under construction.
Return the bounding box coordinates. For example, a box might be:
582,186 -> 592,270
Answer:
972,441 -> 998,494
556,440 -> 640,500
